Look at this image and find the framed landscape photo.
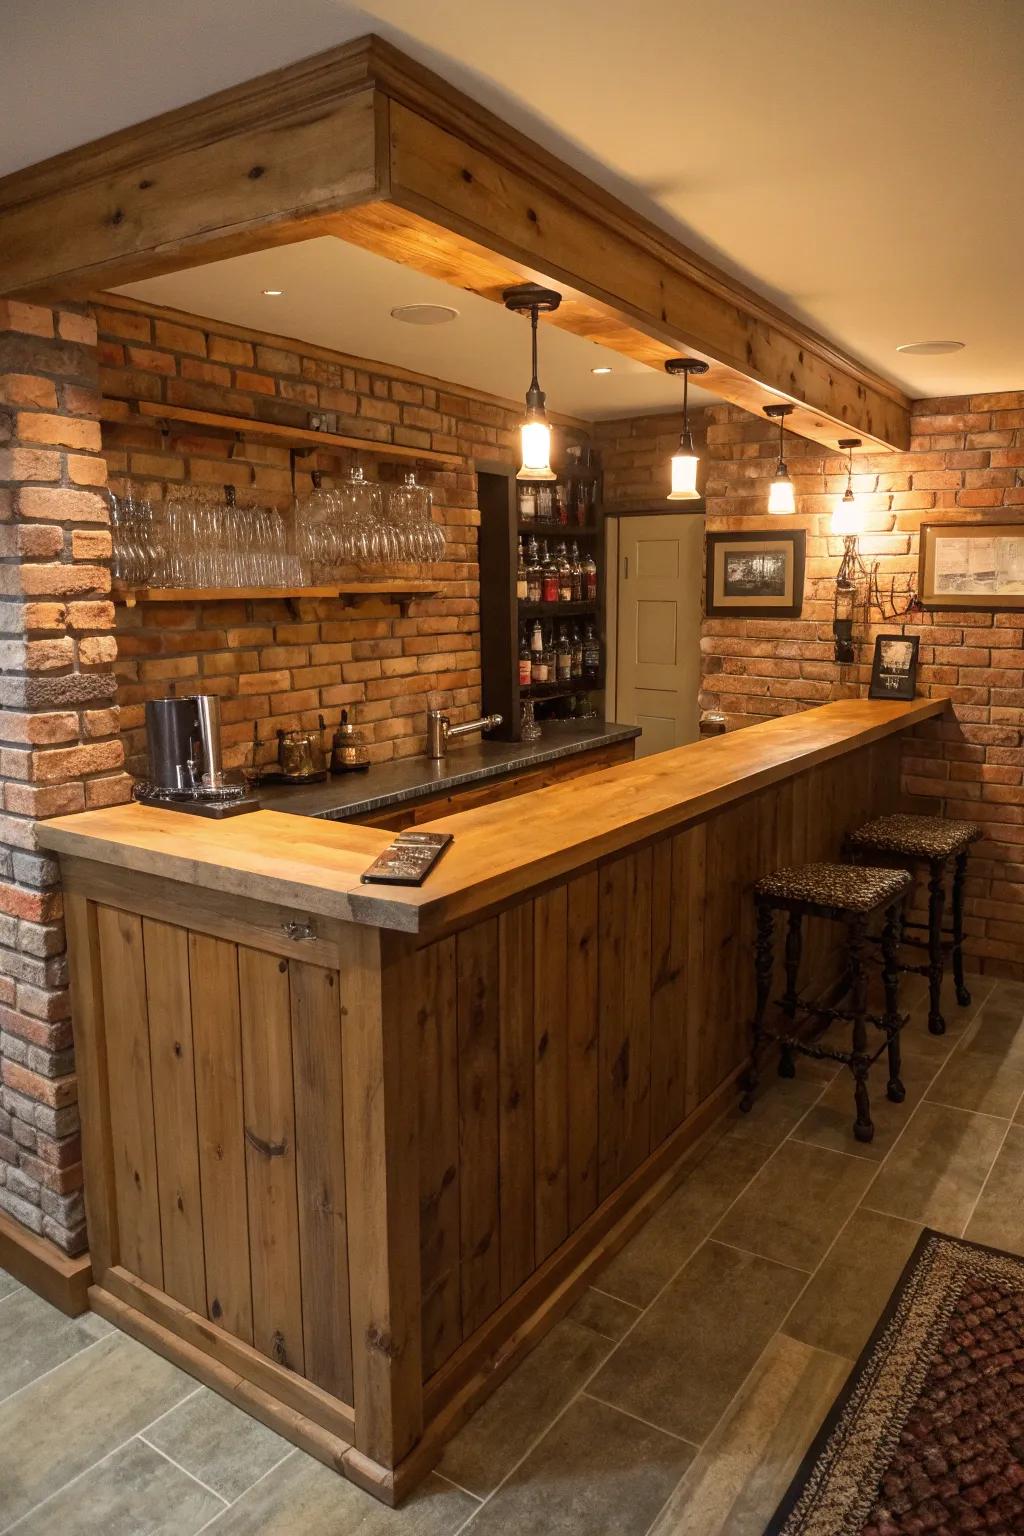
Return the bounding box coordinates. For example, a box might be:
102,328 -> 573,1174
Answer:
705,530 -> 806,618
869,633 -> 920,700
919,520 -> 1024,610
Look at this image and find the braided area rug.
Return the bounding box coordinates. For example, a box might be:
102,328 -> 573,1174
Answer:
766,1230 -> 1024,1536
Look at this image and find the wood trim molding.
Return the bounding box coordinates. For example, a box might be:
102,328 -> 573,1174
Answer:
0,33 -> 911,450
0,1206 -> 92,1317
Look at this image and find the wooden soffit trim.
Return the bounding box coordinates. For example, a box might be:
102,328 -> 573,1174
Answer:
0,34 -> 910,450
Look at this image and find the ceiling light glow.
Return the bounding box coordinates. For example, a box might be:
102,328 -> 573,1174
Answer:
261,288 -> 284,297
591,366 -> 612,375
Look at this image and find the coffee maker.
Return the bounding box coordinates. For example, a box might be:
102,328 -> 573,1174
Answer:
136,695 -> 256,818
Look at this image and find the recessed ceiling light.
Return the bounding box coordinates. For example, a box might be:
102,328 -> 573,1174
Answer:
390,303 -> 460,326
591,366 -> 612,375
261,288 -> 284,297
896,340 -> 965,356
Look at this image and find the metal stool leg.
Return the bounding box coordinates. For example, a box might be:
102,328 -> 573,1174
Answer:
741,901 -> 775,1112
952,850 -> 971,1008
882,902 -> 905,1104
779,910 -> 803,1078
926,857 -> 947,1036
848,914 -> 874,1143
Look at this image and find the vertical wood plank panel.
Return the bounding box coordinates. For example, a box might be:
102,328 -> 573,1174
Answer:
189,932 -> 252,1343
142,916 -> 205,1314
95,905 -> 162,1285
597,855 -> 627,1201
498,904 -> 534,1298
291,958 -> 352,1403
456,920 -> 501,1337
64,892 -> 119,1278
417,937 -> 462,1378
533,886 -> 568,1263
238,946 -> 304,1375
682,823 -> 707,1119
621,847 -> 653,1177
566,871 -> 599,1231
650,837 -> 687,1146
598,851 -> 652,1198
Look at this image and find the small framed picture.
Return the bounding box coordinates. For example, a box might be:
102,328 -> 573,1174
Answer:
705,530 -> 805,618
869,634 -> 920,700
919,520 -> 1024,610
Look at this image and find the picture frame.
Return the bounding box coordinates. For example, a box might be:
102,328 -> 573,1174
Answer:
705,529 -> 806,618
918,520 -> 1024,610
868,633 -> 920,700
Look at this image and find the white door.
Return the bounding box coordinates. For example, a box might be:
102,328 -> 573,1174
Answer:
615,514 -> 703,757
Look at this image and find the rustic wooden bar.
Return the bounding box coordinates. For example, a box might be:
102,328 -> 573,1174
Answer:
38,697 -> 943,1504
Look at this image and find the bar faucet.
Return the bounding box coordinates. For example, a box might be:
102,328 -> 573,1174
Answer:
426,709 -> 503,760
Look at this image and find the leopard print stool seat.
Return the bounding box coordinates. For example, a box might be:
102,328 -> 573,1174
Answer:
744,861 -> 912,1144
845,814 -> 983,1037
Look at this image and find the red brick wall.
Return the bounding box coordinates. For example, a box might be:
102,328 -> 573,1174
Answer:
700,398 -> 1024,978
0,300 -> 124,1253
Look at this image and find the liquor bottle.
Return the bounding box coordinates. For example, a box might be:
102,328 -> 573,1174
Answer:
544,626 -> 556,687
518,626 -> 532,687
556,626 -> 572,683
570,542 -> 583,602
583,550 -> 598,603
582,621 -> 600,684
557,483 -> 570,527
526,536 -> 542,603
557,543 -> 573,603
530,618 -> 547,684
575,477 -> 590,528
519,483 -> 536,524
570,623 -> 583,682
516,537 -> 528,601
537,484 -> 553,522
541,541 -> 559,604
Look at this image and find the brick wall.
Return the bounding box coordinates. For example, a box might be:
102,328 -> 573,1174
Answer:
700,398 -> 1024,978
0,300 -> 125,1254
95,297 -> 565,775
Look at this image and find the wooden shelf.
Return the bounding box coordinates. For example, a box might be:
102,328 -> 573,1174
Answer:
101,400 -> 462,470
518,600 -> 598,618
114,580 -> 440,608
518,523 -> 599,538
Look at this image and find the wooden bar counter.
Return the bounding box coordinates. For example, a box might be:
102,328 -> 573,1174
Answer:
38,697 -> 944,1504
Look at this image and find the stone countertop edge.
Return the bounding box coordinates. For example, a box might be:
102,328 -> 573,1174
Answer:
258,721 -> 642,822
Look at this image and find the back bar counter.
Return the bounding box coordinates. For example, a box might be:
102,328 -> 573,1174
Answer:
38,696 -> 944,1504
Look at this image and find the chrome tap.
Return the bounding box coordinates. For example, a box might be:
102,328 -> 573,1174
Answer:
426,709 -> 503,760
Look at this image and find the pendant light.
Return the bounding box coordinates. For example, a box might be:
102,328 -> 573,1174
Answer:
764,403 -> 796,514
664,357 -> 709,500
831,438 -> 864,536
503,284 -> 562,481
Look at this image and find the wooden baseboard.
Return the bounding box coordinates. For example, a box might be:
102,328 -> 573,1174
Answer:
0,1208 -> 91,1316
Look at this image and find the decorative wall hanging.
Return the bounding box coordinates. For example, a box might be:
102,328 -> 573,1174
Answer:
918,520 -> 1024,610
868,634 -> 920,700
705,529 -> 806,617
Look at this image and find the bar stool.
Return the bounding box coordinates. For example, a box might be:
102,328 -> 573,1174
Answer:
844,815 -> 982,1036
742,862 -> 912,1143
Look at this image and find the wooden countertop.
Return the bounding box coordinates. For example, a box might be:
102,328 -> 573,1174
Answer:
38,698 -> 945,938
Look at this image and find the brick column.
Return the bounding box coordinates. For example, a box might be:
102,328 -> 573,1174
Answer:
0,299 -> 129,1255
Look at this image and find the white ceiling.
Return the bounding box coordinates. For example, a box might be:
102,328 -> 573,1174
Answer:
116,239 -> 707,421
4,0 -> 1024,401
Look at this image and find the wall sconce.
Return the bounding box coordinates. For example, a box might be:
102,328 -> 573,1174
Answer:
504,283 -> 562,481
764,404 -> 795,513
832,437 -> 866,662
664,357 -> 709,499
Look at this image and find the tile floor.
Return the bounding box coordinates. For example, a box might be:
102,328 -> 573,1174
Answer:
2,973 -> 1023,1535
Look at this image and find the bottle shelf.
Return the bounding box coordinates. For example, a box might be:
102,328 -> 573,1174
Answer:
521,679 -> 603,701
518,600 -> 599,618
518,522 -> 600,538
114,580 -> 440,608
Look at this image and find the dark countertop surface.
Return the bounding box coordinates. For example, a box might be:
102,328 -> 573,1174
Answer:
257,720 -> 641,822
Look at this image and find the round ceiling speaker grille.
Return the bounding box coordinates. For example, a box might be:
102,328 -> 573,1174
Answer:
896,340 -> 965,356
390,303 -> 460,326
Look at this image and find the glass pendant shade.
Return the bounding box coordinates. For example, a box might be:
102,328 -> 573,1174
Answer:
831,491 -> 864,536
518,416 -> 555,481
668,450 -> 700,500
768,470 -> 795,514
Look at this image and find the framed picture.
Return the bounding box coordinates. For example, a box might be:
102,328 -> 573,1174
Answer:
705,530 -> 805,618
919,520 -> 1024,610
869,633 -> 920,700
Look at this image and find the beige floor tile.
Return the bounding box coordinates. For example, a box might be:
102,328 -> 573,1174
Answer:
0,1287 -> 111,1401
719,1073 -> 827,1149
204,1452 -> 475,1535
792,1072 -> 918,1163
567,1286 -> 641,1342
12,1437 -> 224,1536
596,1136 -> 768,1308
712,1142 -> 875,1271
957,991 -> 1024,1070
464,1395 -> 694,1536
143,1385 -> 291,1502
0,1331 -> 196,1529
587,1240 -> 806,1443
781,1207 -> 922,1360
0,1268 -> 21,1302
862,1100 -> 1007,1232
646,1333 -> 849,1536
438,1320 -> 611,1498
964,1124 -> 1024,1255
926,1047 -> 1024,1119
